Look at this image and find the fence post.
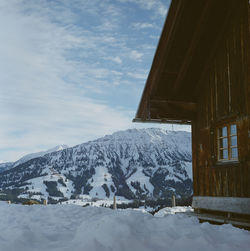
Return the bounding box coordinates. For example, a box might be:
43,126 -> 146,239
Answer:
113,196 -> 117,210
172,195 -> 176,207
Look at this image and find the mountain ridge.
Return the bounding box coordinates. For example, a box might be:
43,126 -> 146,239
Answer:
0,128 -> 192,203
0,145 -> 69,173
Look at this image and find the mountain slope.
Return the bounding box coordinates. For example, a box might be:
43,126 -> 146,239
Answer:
13,145 -> 69,168
0,145 -> 69,173
0,162 -> 13,173
0,129 -> 192,202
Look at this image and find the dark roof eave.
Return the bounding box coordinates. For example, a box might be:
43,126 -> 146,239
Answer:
135,0 -> 235,122
132,118 -> 192,125
134,0 -> 182,121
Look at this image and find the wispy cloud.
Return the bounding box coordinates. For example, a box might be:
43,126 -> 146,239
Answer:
128,72 -> 147,80
105,56 -> 123,64
133,22 -> 154,29
0,0 -> 181,161
118,0 -> 169,18
0,0 -> 129,160
129,50 -> 144,61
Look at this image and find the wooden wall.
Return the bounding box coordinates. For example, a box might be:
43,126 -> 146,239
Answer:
192,0 -> 250,198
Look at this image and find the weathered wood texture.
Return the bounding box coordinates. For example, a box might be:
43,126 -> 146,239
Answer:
134,0 -> 250,202
193,0 -> 250,198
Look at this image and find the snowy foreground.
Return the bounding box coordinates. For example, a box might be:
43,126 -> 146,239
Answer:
0,202 -> 249,251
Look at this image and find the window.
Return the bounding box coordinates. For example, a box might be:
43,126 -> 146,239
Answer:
217,124 -> 238,161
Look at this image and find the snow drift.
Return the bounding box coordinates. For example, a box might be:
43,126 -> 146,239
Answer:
0,202 -> 249,251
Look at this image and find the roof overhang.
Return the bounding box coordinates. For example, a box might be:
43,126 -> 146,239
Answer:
134,0 -> 236,124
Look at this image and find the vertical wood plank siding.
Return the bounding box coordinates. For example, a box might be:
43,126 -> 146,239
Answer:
193,0 -> 250,197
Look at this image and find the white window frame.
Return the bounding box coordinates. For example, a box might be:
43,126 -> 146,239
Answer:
217,123 -> 238,162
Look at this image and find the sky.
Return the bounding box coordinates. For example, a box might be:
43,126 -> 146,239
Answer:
0,0 -> 190,162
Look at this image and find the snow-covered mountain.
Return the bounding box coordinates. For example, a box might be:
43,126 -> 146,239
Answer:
0,145 -> 68,173
0,162 -> 13,173
0,129 -> 192,202
13,145 -> 69,168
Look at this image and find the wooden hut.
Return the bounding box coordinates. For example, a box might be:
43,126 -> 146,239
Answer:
134,0 -> 250,225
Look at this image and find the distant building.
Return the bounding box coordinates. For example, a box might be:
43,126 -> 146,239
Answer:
134,0 -> 250,224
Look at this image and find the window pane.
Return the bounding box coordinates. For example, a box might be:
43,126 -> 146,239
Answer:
223,149 -> 228,159
231,147 -> 238,159
220,149 -> 228,159
219,126 -> 227,137
230,124 -> 237,135
223,127 -> 227,136
223,138 -> 228,148
230,136 -> 237,147
219,138 -> 228,148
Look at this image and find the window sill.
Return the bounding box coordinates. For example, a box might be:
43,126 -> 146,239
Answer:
214,160 -> 240,167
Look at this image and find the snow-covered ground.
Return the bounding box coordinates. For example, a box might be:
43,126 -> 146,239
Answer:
154,206 -> 194,217
61,196 -> 132,207
0,202 -> 249,251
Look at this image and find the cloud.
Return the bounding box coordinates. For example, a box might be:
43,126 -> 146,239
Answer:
129,50 -> 144,61
133,22 -> 154,29
105,56 -> 122,64
0,0 -> 133,161
113,56 -> 123,64
0,0 -> 175,161
127,72 -> 147,80
118,0 -> 169,18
